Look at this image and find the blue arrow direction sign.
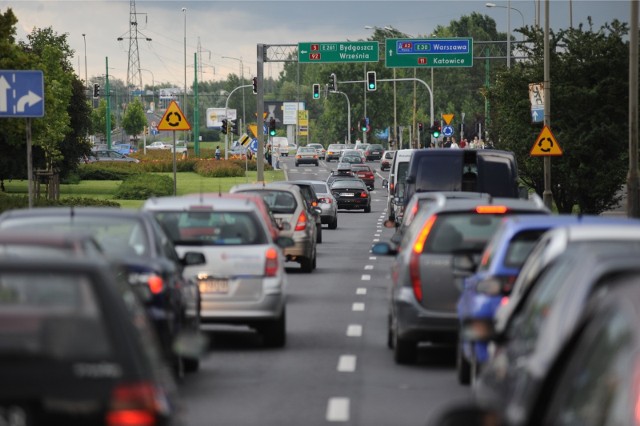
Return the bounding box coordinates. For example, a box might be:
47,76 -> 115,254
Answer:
0,70 -> 45,117
443,125 -> 454,137
531,107 -> 544,123
249,138 -> 259,153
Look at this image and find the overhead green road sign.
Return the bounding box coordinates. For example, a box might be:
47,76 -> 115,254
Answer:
385,38 -> 473,68
298,41 -> 379,63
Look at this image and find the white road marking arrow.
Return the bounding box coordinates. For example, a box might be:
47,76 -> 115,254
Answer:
0,76 -> 9,112
17,90 -> 42,112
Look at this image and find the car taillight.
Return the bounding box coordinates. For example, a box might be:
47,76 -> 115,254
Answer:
295,211 -> 308,231
360,192 -> 368,198
107,382 -> 164,426
296,155 -> 301,159
319,197 -> 332,204
313,155 -> 318,159
265,247 -> 279,277
389,182 -> 395,195
147,275 -> 164,294
409,215 -> 437,302
475,205 -> 509,214
365,172 -> 374,179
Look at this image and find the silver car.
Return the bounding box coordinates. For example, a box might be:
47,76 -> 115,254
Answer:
143,195 -> 294,347
292,180 -> 338,230
230,183 -> 318,273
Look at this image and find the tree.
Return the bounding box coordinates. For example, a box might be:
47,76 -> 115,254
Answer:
91,98 -> 116,138
121,98 -> 147,141
489,20 -> 629,213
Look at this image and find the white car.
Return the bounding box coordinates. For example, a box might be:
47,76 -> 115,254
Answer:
146,141 -> 171,150
143,195 -> 294,347
307,143 -> 326,158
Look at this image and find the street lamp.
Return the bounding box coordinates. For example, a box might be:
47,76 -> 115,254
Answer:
82,34 -> 88,100
222,56 -> 246,130
486,1 -> 525,68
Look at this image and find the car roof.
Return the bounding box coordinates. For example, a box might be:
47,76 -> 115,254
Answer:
143,195 -> 257,212
0,207 -> 147,221
230,182 -> 304,197
495,214 -> 640,236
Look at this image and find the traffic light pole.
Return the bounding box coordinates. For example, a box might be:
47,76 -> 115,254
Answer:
224,84 -> 252,160
330,91 -> 351,145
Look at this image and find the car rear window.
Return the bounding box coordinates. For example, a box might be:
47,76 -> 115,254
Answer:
0,216 -> 151,258
241,190 -> 298,215
425,213 -> 509,254
331,180 -> 366,190
415,155 -> 465,191
311,183 -> 328,194
0,271 -> 112,360
154,211 -> 267,245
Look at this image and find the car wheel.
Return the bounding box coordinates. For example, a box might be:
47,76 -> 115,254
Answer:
317,225 -> 323,243
364,205 -> 371,213
315,162 -> 319,166
300,255 -> 313,273
456,341 -> 471,385
295,162 -> 299,167
183,356 -> 200,373
328,216 -> 338,230
312,251 -> 317,270
387,315 -> 394,349
262,308 -> 286,348
393,333 -> 417,365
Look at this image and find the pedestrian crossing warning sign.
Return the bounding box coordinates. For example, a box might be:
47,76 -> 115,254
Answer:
530,125 -> 563,156
157,101 -> 191,131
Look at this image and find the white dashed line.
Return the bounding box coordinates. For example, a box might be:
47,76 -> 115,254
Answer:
373,238 -> 380,242
356,288 -> 367,295
337,355 -> 357,372
361,275 -> 371,281
364,265 -> 374,270
369,256 -> 377,260
326,398 -> 350,422
374,233 -> 381,237
352,302 -> 365,311
346,324 -> 363,336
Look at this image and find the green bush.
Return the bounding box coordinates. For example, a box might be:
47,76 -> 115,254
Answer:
193,159 -> 245,177
79,163 -> 141,180
0,194 -> 120,214
114,174 -> 174,200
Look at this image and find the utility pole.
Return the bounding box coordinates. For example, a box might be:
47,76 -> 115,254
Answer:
628,0 -> 639,217
542,0 -> 553,209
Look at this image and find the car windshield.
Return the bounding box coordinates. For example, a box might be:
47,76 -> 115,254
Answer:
0,271 -> 112,360
153,211 -> 267,246
0,216 -> 151,258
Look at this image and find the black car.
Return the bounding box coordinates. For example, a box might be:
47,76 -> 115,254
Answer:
364,144 -> 384,161
0,257 -> 183,425
0,207 -> 206,375
331,179 -> 371,212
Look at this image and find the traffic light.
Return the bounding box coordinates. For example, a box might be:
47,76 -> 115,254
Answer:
93,83 -> 100,99
221,119 -> 228,135
328,73 -> 337,92
252,77 -> 258,94
360,118 -> 367,132
312,84 -> 320,99
367,71 -> 377,91
230,119 -> 238,135
268,117 -> 276,136
430,122 -> 441,138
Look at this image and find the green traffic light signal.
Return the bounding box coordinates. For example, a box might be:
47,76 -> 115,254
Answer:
313,84 -> 320,99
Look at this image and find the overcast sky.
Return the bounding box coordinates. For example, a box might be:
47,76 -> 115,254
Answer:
2,0 -> 631,88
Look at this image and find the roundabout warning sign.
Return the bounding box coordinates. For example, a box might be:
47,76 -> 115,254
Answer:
157,101 -> 191,131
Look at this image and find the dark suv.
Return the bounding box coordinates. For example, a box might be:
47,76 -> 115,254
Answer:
0,207 -> 206,374
364,144 -> 384,161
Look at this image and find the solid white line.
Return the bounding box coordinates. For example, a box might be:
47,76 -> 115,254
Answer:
337,355 -> 357,372
352,302 -> 365,311
364,265 -> 373,270
346,324 -> 363,336
356,288 -> 367,295
361,274 -> 371,281
326,398 -> 350,422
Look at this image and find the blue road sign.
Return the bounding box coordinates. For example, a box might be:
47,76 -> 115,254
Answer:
531,107 -> 544,123
249,138 -> 259,153
0,70 -> 45,117
443,125 -> 454,137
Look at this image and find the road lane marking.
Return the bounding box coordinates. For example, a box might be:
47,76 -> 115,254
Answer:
327,398 -> 350,422
337,355 -> 357,372
352,302 -> 365,311
374,233 -> 380,237
373,238 -> 380,242
356,288 -> 367,295
361,275 -> 371,281
347,324 -> 363,336
369,256 -> 377,260
364,265 -> 373,270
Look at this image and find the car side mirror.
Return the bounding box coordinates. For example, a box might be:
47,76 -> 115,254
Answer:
182,251 -> 206,266
382,179 -> 388,188
313,207 -> 322,215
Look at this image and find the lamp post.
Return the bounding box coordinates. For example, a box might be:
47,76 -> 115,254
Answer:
222,56 -> 246,129
486,1 -> 525,68
182,7 -> 187,141
82,34 -> 88,99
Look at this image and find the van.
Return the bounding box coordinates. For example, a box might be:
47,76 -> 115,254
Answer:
384,148 -> 415,221
403,149 -> 524,207
272,137 -> 290,157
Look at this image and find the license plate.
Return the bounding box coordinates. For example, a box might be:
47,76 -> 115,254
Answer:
340,193 -> 354,197
199,279 -> 229,294
373,151 -> 380,154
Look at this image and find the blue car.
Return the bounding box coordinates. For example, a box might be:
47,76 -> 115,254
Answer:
455,214 -> 640,385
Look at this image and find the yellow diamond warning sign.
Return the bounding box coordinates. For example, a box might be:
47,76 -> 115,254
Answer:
530,125 -> 563,156
157,101 -> 191,131
442,114 -> 454,125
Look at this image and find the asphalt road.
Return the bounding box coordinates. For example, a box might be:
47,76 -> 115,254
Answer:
178,156 -> 471,426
